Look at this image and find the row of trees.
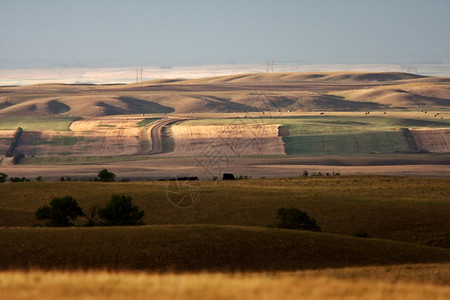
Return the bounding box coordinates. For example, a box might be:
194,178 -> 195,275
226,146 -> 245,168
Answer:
35,194 -> 144,227
0,169 -> 116,183
35,196 -> 321,232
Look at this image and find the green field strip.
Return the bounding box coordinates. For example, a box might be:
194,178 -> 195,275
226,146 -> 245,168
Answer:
283,131 -> 411,155
179,116 -> 450,130
136,118 -> 160,127
0,117 -> 80,131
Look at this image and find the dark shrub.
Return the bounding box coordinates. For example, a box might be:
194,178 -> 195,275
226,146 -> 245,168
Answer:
35,196 -> 85,227
10,176 -> 29,182
353,231 -> 368,238
275,207 -> 321,232
0,172 -> 7,183
97,194 -> 144,226
98,169 -> 116,182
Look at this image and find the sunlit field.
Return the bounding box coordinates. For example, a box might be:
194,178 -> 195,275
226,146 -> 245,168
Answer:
1,265 -> 450,300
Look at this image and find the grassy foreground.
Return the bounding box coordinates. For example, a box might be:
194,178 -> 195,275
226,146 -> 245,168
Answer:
1,225 -> 450,272
1,266 -> 450,300
1,176 -> 449,248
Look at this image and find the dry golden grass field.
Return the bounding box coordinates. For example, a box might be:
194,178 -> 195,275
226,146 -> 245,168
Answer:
1,265 -> 450,300
0,179 -> 450,298
1,71 -> 450,299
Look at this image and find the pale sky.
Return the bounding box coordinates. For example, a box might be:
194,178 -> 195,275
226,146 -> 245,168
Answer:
0,0 -> 449,67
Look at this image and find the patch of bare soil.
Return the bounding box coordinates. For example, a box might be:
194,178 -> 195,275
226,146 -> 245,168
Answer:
10,116 -> 153,157
67,117 -> 147,156
410,129 -> 450,153
169,124 -> 285,156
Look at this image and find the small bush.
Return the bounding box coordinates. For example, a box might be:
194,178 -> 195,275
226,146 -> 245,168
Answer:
98,169 -> 116,182
275,207 -> 321,232
35,196 -> 85,227
97,194 -> 144,226
10,177 -> 29,182
353,231 -> 369,238
0,172 -> 7,183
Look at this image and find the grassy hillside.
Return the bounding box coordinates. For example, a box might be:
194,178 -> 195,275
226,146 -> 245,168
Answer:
336,82 -> 450,109
1,72 -> 448,117
178,116 -> 450,155
179,115 -> 450,129
0,177 -> 449,248
1,225 -> 450,272
186,72 -> 426,84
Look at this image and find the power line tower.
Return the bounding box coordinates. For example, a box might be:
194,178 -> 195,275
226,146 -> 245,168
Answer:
400,66 -> 417,74
140,67 -> 143,82
266,60 -> 274,73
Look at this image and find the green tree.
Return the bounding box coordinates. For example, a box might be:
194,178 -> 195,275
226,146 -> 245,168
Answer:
0,172 -> 7,183
35,196 -> 85,227
98,194 -> 144,226
98,169 -> 116,182
275,207 -> 321,232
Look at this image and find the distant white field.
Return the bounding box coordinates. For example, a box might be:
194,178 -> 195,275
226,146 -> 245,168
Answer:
2,64 -> 449,86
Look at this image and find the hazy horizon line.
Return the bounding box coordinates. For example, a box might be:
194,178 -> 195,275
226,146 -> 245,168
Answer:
1,63 -> 450,86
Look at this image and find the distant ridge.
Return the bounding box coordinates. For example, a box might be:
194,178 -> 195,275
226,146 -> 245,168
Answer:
0,72 -> 448,117
186,71 -> 426,84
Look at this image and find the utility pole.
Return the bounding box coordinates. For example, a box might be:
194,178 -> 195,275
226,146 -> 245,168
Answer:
400,66 -> 417,74
266,60 -> 274,73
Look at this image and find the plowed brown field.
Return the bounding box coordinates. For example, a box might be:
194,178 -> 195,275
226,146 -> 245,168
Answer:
68,117 -> 144,156
410,129 -> 450,153
170,124 -> 285,156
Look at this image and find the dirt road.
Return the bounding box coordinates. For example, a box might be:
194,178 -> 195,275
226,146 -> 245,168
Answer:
149,118 -> 185,154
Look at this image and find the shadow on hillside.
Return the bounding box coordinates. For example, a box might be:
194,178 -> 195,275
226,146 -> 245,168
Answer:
47,100 -> 70,114
311,95 -> 388,111
191,95 -> 255,112
98,97 -> 175,115
0,100 -> 13,110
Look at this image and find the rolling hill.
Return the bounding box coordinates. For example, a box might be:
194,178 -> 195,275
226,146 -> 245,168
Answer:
2,225 -> 450,272
0,72 -> 448,117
